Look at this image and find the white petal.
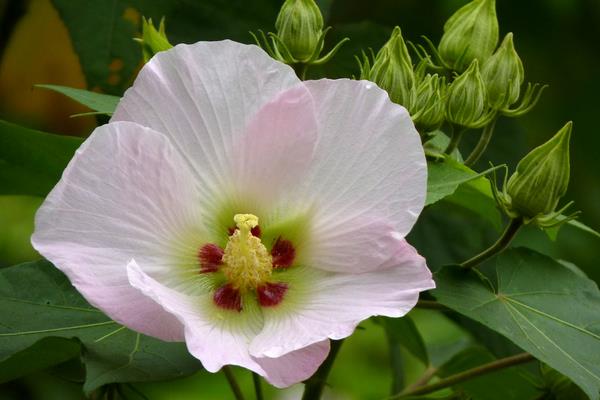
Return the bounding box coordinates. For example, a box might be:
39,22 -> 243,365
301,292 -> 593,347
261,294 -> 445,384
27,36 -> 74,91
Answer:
127,262 -> 329,388
112,40 -> 302,203
302,79 -> 426,234
250,241 -> 434,358
305,216 -> 407,273
127,261 -> 262,372
255,340 -> 330,388
31,121 -> 206,341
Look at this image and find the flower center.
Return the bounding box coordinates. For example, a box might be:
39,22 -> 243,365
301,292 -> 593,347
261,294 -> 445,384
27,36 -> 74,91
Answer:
221,214 -> 273,291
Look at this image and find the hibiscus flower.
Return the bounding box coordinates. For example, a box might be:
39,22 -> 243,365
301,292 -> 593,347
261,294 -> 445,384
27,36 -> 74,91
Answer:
32,40 -> 434,387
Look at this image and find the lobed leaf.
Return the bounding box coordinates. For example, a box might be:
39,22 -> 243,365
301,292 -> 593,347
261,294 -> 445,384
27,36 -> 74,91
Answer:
0,260 -> 201,391
426,157 -> 500,207
433,248 -> 600,399
0,119 -> 82,197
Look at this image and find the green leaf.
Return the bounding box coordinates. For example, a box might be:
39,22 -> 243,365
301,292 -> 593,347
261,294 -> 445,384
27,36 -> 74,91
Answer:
438,346 -> 540,400
433,248 -> 600,400
51,0 -> 141,94
36,84 -> 120,116
380,316 -> 429,366
443,178 -> 503,231
0,337 -> 80,384
0,260 -> 201,391
379,315 -> 429,393
51,0 -> 280,94
426,158 -> 500,206
408,201 -> 499,271
0,119 -> 82,196
546,218 -> 600,241
541,363 -> 589,400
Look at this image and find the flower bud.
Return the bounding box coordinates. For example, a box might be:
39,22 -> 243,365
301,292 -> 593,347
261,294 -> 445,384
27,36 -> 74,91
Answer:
275,0 -> 324,62
445,60 -> 488,127
482,33 -> 524,110
506,122 -> 572,218
136,17 -> 173,63
439,0 -> 499,72
413,74 -> 446,132
369,26 -> 415,108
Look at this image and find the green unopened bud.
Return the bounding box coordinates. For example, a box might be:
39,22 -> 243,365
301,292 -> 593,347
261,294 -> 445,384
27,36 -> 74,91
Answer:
275,0 -> 323,62
439,0 -> 499,72
445,60 -> 489,128
413,74 -> 446,132
369,27 -> 415,108
136,17 -> 172,62
482,33 -> 524,110
506,122 -> 572,219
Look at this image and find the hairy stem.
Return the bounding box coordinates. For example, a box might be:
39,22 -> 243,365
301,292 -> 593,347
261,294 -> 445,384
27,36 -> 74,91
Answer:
465,117 -> 497,166
252,372 -> 264,400
394,352 -> 535,398
223,366 -> 245,400
301,339 -> 345,400
460,218 -> 523,269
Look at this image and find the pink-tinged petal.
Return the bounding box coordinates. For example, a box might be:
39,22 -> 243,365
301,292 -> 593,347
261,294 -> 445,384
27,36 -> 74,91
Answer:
31,121 -> 208,341
294,79 -> 426,242
127,262 -> 262,371
254,340 -> 330,388
231,85 -> 317,206
250,240 -> 434,358
112,41 -> 302,203
127,262 -> 327,387
307,217 -> 407,273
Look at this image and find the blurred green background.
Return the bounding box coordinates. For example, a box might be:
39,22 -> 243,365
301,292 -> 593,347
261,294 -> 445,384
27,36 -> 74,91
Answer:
0,0 -> 598,398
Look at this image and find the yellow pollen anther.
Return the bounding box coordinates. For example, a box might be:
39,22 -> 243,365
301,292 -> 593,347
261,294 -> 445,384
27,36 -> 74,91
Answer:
222,214 -> 272,291
234,213 -> 259,232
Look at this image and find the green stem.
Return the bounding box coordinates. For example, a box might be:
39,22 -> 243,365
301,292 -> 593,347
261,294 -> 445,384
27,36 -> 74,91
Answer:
292,63 -> 308,80
465,117 -> 497,166
401,366 -> 438,394
393,352 -> 535,399
252,372 -> 264,400
301,339 -> 345,400
445,127 -> 465,155
460,218 -> 523,269
223,366 -> 245,400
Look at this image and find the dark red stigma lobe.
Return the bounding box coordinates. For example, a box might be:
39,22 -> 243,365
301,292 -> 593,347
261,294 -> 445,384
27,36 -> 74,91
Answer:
257,282 -> 288,307
198,243 -> 224,273
213,284 -> 242,311
271,237 -> 295,268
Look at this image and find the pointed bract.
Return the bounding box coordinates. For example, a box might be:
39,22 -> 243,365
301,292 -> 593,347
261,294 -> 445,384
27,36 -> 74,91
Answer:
368,27 -> 416,108
439,0 -> 499,71
136,17 -> 173,62
445,60 -> 491,128
506,122 -> 572,218
275,0 -> 324,62
482,33 -> 524,110
412,73 -> 447,133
